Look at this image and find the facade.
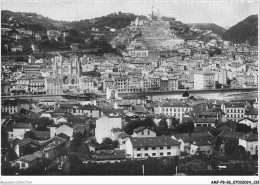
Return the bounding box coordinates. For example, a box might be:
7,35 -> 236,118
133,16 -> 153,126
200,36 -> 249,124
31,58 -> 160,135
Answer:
75,105 -> 102,118
45,77 -> 63,95
95,114 -> 123,143
239,134 -> 258,155
238,118 -> 257,128
9,124 -> 33,140
125,136 -> 180,158
194,72 -> 215,90
131,127 -> 156,138
2,99 -> 21,114
78,76 -> 95,92
159,102 -> 193,123
52,55 -> 81,91
223,103 -> 246,122
50,124 -> 74,138
194,118 -> 217,127
190,140 -> 214,155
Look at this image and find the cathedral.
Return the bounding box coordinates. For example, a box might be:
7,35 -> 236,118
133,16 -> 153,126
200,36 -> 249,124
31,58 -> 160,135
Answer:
52,53 -> 81,91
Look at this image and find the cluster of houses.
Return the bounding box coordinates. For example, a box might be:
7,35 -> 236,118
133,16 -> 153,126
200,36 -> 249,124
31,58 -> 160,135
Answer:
1,92 -> 258,171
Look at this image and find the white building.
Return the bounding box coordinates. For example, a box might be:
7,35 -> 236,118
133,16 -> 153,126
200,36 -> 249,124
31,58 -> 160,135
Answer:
239,134 -> 258,155
194,72 -> 215,90
50,124 -> 74,138
118,133 -> 131,151
158,102 -> 193,123
8,124 -> 32,140
125,136 -> 180,158
190,140 -> 214,155
238,118 -> 257,128
95,114 -> 123,143
222,103 -> 246,122
131,126 -> 156,138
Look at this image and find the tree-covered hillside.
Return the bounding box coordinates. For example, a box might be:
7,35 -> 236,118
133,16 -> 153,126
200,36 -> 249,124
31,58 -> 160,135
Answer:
222,15 -> 258,46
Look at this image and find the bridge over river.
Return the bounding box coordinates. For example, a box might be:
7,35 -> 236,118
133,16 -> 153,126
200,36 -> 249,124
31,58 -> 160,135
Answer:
118,88 -> 258,101
1,88 -> 258,102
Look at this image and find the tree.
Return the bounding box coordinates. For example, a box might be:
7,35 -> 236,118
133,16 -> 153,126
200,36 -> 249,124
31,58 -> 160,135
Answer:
235,123 -> 251,133
176,120 -> 194,133
224,139 -> 239,155
27,117 -> 54,130
154,118 -> 170,136
213,137 -> 222,152
24,131 -> 36,140
123,118 -> 156,135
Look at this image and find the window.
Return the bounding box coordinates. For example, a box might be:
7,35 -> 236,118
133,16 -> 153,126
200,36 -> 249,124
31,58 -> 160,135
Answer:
152,147 -> 156,150
167,152 -> 171,156
145,153 -> 149,157
142,131 -> 144,135
152,153 -> 156,156
227,109 -> 229,113
11,134 -> 13,137
122,141 -> 126,144
241,109 -> 244,113
21,163 -> 26,167
137,154 -> 141,157
167,146 -> 171,149
234,110 -> 236,113
145,147 -> 148,150
148,130 -> 150,135
238,110 -> 240,113
230,109 -> 233,113
160,146 -> 164,150
137,148 -> 141,151
160,152 -> 164,156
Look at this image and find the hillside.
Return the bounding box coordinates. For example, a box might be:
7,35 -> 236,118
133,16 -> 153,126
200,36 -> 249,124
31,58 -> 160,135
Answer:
1,10 -> 142,34
222,15 -> 258,46
187,23 -> 226,36
1,10 -> 71,31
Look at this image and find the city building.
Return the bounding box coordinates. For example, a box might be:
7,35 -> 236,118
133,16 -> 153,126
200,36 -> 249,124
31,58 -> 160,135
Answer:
194,72 -> 215,90
125,136 -> 180,158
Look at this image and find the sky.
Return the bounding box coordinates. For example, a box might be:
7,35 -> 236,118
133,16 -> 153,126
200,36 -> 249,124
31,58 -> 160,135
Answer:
1,0 -> 259,28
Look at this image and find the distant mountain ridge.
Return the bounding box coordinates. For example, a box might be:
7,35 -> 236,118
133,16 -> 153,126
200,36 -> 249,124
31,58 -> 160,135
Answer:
187,23 -> 226,36
222,15 -> 258,46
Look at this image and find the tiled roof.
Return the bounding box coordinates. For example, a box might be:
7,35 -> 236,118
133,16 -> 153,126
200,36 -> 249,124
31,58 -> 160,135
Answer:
13,123 -> 31,129
193,127 -> 215,133
219,130 -> 247,139
56,133 -> 70,140
33,131 -> 50,138
53,107 -> 66,113
245,134 -> 258,141
195,118 -> 217,123
18,138 -> 41,147
78,105 -> 100,110
217,120 -> 238,129
225,103 -> 245,108
161,102 -> 190,108
130,136 -> 180,148
245,109 -> 258,115
118,133 -> 130,139
192,139 -> 214,146
102,109 -> 124,115
95,154 -> 127,160
173,132 -> 212,142
133,126 -> 146,133
19,154 -> 38,163
238,117 -> 257,123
